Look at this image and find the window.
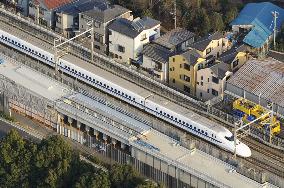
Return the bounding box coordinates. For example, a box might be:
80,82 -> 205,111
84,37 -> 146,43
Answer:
212,89 -> 218,96
201,76 -> 203,80
109,30 -> 112,35
206,48 -> 211,55
233,59 -> 239,68
184,75 -> 190,82
225,135 -> 234,141
201,82 -> 203,86
184,63 -> 190,71
208,78 -> 209,82
218,41 -> 220,46
184,85 -> 190,93
200,92 -> 203,97
212,76 -> 219,84
172,58 -> 175,62
180,64 -> 183,68
172,78 -> 175,83
140,33 -> 147,41
207,89 -> 210,93
118,45 -> 125,53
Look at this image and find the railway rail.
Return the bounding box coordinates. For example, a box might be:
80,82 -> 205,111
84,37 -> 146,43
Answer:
0,8 -> 283,186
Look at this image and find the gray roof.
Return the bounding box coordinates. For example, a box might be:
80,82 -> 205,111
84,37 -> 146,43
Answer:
142,43 -> 172,64
154,28 -> 195,49
190,32 -> 224,51
218,44 -> 247,64
81,3 -> 131,23
108,17 -> 160,38
210,62 -> 230,79
227,58 -> 284,107
181,49 -> 201,66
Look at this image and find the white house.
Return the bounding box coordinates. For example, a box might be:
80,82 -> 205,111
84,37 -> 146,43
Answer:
108,17 -> 160,64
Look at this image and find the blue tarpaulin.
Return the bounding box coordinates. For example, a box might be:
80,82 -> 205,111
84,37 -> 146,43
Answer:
230,2 -> 284,48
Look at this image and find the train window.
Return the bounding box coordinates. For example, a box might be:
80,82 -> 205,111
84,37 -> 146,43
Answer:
12,40 -> 14,43
86,75 -> 88,79
175,118 -> 177,121
78,72 -> 81,76
99,82 -> 102,85
201,130 -> 204,134
89,77 -> 91,81
205,132 -> 208,136
93,79 -> 95,82
186,123 -> 189,126
111,87 -> 113,90
107,86 -> 109,88
179,120 -> 181,123
190,125 -> 192,128
125,94 -> 128,98
82,74 -> 84,77
167,114 -> 170,117
129,96 -> 131,99
122,92 -> 124,95
212,134 -> 214,137
163,112 -> 166,115
75,70 -> 77,74
32,50 -> 34,53
182,121 -> 185,124
141,101 -> 143,103
160,111 -> 162,114
194,127 -> 196,130
171,116 -> 173,119
5,37 -> 7,40
103,84 -> 106,87
133,98 -> 135,101
114,89 -> 117,92
39,53 -> 41,56
22,45 -> 24,48
118,91 -> 120,94
35,51 -> 38,54
29,48 -> 31,51
198,129 -> 200,132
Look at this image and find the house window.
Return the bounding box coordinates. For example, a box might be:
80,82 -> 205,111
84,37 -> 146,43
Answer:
172,58 -> 175,62
201,82 -> 203,86
184,85 -> 190,93
109,30 -> 112,35
94,21 -> 100,28
140,33 -> 147,41
206,48 -> 211,55
172,79 -> 175,83
200,92 -> 203,97
201,76 -> 203,80
184,63 -> 190,71
208,78 -> 209,82
207,89 -> 210,93
212,76 -> 219,84
118,45 -> 125,53
212,89 -> 218,96
218,41 -> 220,46
180,64 -> 182,68
184,75 -> 190,82
233,59 -> 239,68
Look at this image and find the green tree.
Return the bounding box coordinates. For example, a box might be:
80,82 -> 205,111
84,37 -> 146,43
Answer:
193,8 -> 211,36
136,180 -> 164,188
211,12 -> 225,32
74,170 -> 110,188
110,164 -> 143,188
224,6 -> 238,25
142,9 -> 153,18
0,129 -> 36,188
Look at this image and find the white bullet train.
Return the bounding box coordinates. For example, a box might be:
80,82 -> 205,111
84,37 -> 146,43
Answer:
0,29 -> 251,157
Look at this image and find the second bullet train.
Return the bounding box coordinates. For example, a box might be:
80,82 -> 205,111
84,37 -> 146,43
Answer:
0,29 -> 251,157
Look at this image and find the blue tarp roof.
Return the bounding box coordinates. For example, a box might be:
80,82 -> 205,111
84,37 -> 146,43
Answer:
230,2 -> 284,48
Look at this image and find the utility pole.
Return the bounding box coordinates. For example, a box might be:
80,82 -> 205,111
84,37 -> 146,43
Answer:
173,0 -> 177,29
272,11 -> 279,49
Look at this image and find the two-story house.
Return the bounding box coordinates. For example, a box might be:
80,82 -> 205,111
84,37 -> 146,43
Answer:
78,2 -> 132,54
190,32 -> 229,61
54,0 -> 101,38
28,0 -> 73,28
108,17 -> 160,64
141,28 -> 195,82
169,49 -> 206,95
196,62 -> 232,101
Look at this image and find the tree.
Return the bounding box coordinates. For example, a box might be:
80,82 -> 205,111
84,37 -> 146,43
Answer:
74,170 -> 110,188
110,164 -> 143,188
193,8 -> 211,36
0,129 -> 36,188
211,12 -> 225,32
224,6 -> 238,25
142,9 -> 153,18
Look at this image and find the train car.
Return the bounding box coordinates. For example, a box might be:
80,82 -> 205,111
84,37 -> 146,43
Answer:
0,28 -> 252,157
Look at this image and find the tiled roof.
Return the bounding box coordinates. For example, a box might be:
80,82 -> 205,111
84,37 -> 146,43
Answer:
230,2 -> 284,48
209,62 -> 230,79
154,27 -> 195,49
108,17 -> 160,38
142,43 -> 172,64
227,58 -> 284,107
81,3 -> 131,23
35,0 -> 74,10
181,49 -> 201,66
218,44 -> 247,64
190,32 -> 223,52
55,0 -> 101,15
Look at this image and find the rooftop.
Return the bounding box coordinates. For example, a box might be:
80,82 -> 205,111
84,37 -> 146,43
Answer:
154,27 -> 195,50
55,0 -> 103,15
180,49 -> 202,66
34,0 -> 73,10
218,44 -> 248,64
230,2 -> 284,48
227,58 -> 284,107
142,43 -> 172,64
81,3 -> 131,23
131,129 -> 261,188
190,32 -> 224,52
0,55 -> 72,101
209,62 -> 230,79
108,17 -> 160,38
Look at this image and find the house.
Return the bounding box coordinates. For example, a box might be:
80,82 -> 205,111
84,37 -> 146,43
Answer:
54,0 -> 101,38
78,1 -> 132,54
141,28 -> 195,82
196,62 -> 232,101
217,44 -> 250,72
169,49 -> 206,95
154,27 -> 195,54
3,0 -> 29,16
230,2 -> 284,54
28,0 -> 73,28
108,17 -> 160,64
142,43 -> 172,82
226,58 -> 284,116
190,32 -> 229,60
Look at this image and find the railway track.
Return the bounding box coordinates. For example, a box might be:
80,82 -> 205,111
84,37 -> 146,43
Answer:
0,9 -> 283,186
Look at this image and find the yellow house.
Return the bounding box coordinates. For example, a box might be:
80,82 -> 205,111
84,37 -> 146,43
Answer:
169,49 -> 206,95
190,32 -> 229,59
217,44 -> 250,72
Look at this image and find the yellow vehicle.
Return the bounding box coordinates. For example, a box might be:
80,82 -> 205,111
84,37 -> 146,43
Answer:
233,98 -> 281,135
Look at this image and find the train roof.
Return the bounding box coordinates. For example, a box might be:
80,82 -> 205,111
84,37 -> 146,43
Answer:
147,95 -> 228,133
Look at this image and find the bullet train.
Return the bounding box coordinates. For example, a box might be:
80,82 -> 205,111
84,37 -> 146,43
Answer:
0,29 -> 252,157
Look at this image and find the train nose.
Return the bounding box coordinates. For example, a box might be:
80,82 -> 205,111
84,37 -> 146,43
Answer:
236,142 -> 251,157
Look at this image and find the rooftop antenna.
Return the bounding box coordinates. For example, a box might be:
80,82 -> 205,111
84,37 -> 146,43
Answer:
272,11 -> 279,49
